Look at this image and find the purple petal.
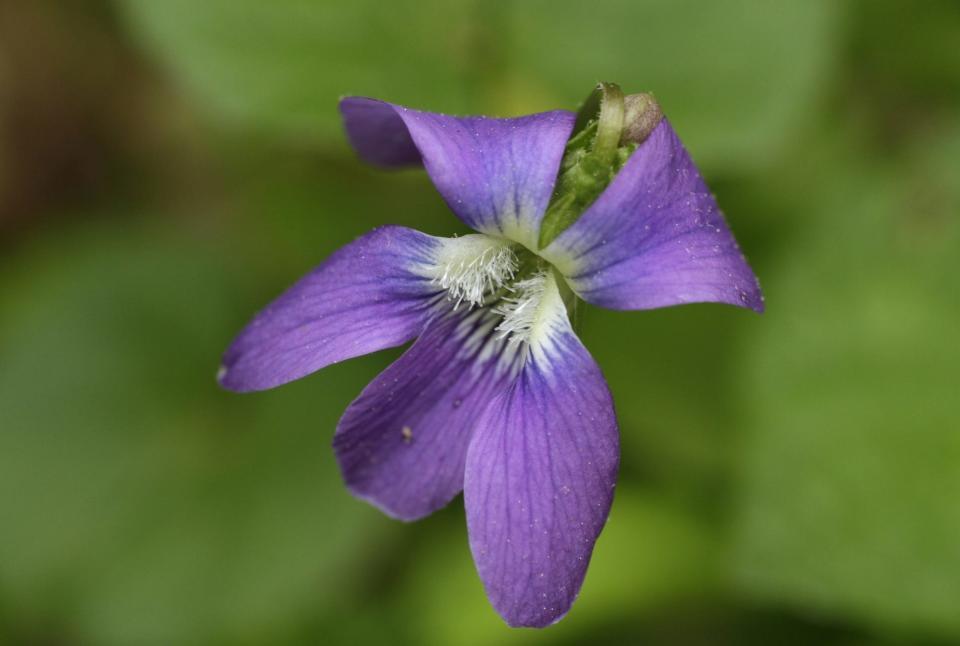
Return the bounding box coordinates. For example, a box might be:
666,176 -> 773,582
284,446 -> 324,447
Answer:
219,226 -> 441,392
541,119 -> 764,312
464,326 -> 619,627
334,307 -> 519,521
340,97 -> 575,249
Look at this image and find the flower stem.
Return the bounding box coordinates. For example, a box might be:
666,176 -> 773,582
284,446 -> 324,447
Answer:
591,82 -> 624,168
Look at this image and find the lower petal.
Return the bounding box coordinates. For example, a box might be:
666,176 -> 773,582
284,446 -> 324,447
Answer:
464,315 -> 619,627
333,306 -> 521,521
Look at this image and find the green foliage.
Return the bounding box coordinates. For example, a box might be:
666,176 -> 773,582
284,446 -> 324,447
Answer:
506,0 -> 842,170
117,0 -> 840,170
401,490 -> 715,646
0,224 -> 394,644
731,129 -> 960,636
118,0 -> 478,141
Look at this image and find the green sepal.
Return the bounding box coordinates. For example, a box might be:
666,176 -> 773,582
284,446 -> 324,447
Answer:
537,82 -> 658,249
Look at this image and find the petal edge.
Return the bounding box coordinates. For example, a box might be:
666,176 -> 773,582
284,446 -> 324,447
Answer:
542,119 -> 764,313
219,226 -> 441,392
340,97 -> 575,249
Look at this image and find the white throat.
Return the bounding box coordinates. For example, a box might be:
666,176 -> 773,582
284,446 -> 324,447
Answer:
427,235 -> 518,309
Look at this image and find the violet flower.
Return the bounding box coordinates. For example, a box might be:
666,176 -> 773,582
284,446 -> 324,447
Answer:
219,85 -> 762,627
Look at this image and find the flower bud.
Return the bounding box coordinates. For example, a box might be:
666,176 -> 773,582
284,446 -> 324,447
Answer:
621,93 -> 664,145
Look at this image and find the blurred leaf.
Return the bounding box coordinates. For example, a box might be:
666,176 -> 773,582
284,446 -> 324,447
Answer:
730,128 -> 960,636
217,140 -> 464,270
850,0 -> 960,103
580,304 -> 757,508
118,0 -> 477,141
401,489 -> 714,646
117,0 -> 840,172
0,221 -> 395,645
503,0 -> 842,170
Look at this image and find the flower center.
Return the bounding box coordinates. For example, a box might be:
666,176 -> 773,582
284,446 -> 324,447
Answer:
428,235 -> 518,309
493,271 -> 551,346
427,235 -> 571,350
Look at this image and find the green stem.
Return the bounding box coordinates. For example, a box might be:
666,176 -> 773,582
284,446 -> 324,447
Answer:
537,82 -> 629,249
592,82 -> 625,166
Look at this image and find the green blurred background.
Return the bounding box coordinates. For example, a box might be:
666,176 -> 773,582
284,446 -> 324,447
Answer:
1,1 -> 958,644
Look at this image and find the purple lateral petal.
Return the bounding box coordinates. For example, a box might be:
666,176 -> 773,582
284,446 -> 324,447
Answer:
334,307 -> 519,521
464,328 -> 619,627
219,226 -> 441,392
541,119 -> 764,312
340,96 -> 575,249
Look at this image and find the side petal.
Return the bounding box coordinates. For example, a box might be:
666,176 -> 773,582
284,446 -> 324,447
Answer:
334,307 -> 521,521
464,277 -> 619,627
541,119 -> 764,312
219,226 -> 441,392
340,97 -> 575,250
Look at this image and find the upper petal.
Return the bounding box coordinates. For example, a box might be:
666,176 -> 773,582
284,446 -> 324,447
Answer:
340,97 -> 575,250
333,306 -> 520,521
541,119 -> 764,312
219,226 -> 442,392
464,274 -> 619,627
